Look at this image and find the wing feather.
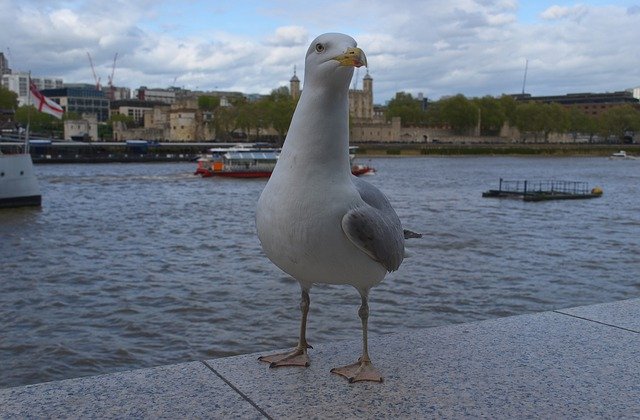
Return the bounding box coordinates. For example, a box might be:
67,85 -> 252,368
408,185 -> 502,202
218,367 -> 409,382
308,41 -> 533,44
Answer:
342,177 -> 405,272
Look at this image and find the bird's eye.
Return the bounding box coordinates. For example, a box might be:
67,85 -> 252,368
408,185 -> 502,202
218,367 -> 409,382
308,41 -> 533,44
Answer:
315,43 -> 325,53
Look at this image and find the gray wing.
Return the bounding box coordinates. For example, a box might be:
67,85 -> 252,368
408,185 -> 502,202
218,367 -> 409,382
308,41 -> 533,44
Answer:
341,177 -> 405,272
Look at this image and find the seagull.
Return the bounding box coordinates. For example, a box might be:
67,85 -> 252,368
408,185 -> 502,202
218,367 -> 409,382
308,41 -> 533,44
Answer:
256,33 -> 416,383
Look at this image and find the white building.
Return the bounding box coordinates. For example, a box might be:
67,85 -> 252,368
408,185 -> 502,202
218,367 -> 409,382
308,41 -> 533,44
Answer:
627,86 -> 640,101
1,72 -> 63,106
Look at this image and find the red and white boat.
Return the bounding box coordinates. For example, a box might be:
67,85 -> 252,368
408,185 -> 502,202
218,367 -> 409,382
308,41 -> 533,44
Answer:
195,145 -> 376,178
194,146 -> 279,178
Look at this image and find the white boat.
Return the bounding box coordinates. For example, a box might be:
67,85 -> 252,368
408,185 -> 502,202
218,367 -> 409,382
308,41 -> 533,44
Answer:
0,149 -> 42,208
194,144 -> 376,178
194,145 -> 280,178
609,150 -> 638,160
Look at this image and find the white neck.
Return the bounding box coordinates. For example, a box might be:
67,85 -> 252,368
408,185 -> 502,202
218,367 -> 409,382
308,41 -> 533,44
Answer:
276,77 -> 352,180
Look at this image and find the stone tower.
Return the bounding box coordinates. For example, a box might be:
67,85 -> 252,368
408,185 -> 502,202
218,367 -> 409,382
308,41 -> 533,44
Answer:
290,66 -> 300,101
349,70 -> 374,122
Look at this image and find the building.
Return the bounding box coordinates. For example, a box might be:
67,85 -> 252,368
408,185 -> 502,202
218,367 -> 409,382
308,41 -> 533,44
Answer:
289,67 -> 300,101
349,71 -> 374,122
135,86 -> 177,104
41,84 -> 109,122
167,98 -> 214,141
0,53 -> 10,75
628,87 -> 640,101
1,72 -> 64,106
514,91 -> 640,117
111,86 -> 131,101
64,114 -> 98,141
111,99 -> 164,124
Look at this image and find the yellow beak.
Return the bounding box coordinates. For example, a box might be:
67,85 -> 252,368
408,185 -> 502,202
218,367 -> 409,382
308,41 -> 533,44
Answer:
333,47 -> 367,68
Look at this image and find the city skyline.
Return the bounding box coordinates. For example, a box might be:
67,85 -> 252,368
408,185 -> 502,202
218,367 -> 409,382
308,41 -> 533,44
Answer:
2,0 -> 639,104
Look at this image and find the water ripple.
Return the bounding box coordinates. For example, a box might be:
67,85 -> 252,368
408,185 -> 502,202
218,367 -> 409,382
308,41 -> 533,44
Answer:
1,158 -> 640,388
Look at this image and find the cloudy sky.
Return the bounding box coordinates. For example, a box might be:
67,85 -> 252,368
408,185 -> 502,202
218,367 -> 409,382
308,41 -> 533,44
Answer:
2,0 -> 639,104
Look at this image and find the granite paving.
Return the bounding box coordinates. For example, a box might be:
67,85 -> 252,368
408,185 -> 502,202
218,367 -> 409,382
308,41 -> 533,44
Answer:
556,297 -> 640,333
0,361 -> 263,419
208,307 -> 640,419
2,299 -> 640,419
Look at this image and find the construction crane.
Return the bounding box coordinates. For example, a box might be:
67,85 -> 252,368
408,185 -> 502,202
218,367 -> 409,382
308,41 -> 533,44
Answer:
107,53 -> 118,100
86,52 -> 101,90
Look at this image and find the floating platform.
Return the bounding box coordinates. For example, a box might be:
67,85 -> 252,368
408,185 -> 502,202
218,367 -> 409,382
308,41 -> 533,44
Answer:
483,179 -> 603,201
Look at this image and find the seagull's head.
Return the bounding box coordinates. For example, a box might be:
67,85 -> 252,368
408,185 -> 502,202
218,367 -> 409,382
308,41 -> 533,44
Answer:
303,33 -> 367,91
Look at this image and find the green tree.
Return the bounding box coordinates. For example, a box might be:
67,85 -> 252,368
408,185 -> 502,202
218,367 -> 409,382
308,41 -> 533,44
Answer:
385,92 -> 424,125
108,113 -> 136,126
472,96 -> 506,135
542,103 -> 569,140
514,102 -> 546,141
423,100 -> 444,126
567,106 -> 597,141
439,94 -> 479,134
498,95 -> 518,126
0,86 -> 18,109
213,106 -> 236,141
15,105 -> 63,137
198,95 -> 220,111
598,105 -> 640,142
264,87 -> 296,144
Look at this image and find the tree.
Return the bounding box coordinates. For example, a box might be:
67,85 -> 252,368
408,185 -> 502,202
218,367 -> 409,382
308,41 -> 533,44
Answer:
498,95 -> 518,126
472,96 -> 506,135
213,106 -> 236,141
0,86 -> 18,109
567,106 -> 597,141
108,113 -> 136,126
385,92 -> 424,125
264,87 -> 296,144
438,94 -> 479,134
598,105 -> 640,142
542,103 -> 569,140
514,102 -> 546,141
198,95 -> 220,111
15,105 -> 63,137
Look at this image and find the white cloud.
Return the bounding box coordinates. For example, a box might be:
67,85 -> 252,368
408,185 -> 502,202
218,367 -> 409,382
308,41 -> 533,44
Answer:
265,26 -> 309,47
540,5 -> 589,20
1,0 -> 639,102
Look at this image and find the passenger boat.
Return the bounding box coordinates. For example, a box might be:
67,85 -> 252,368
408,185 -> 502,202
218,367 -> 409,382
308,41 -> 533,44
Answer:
194,145 -> 376,178
194,146 -> 279,178
0,144 -> 42,208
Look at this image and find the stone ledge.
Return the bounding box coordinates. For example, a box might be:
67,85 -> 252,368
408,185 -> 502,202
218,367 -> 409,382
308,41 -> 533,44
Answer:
2,298 -> 639,419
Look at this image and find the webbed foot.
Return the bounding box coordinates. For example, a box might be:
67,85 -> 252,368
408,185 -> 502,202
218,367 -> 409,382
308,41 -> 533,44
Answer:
330,358 -> 383,383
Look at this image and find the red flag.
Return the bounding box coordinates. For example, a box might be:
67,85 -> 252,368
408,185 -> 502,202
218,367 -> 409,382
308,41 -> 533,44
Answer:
29,81 -> 64,119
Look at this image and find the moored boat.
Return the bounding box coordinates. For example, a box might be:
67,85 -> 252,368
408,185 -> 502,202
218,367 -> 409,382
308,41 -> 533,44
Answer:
0,148 -> 42,208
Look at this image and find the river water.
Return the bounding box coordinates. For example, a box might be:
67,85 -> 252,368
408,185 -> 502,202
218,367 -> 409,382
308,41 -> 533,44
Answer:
1,156 -> 639,388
